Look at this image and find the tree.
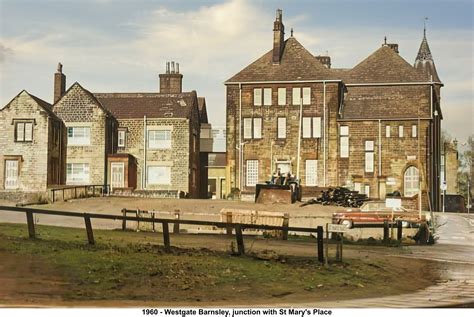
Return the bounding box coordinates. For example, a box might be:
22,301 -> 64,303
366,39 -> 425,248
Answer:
458,135 -> 473,209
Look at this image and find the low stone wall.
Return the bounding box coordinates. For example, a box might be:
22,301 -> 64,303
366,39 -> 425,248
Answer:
112,188 -> 187,199
0,190 -> 49,205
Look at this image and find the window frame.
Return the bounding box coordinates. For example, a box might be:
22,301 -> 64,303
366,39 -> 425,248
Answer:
148,129 -> 172,149
340,126 -> 349,158
66,163 -> 90,184
277,117 -> 286,139
365,140 -> 375,173
404,166 -> 420,197
117,129 -> 126,148
305,159 -> 318,186
263,88 -> 272,106
246,160 -> 259,187
14,120 -> 34,142
292,87 -> 301,105
67,126 -> 91,146
253,118 -> 262,139
253,88 -> 262,106
302,87 -> 311,105
278,88 -> 286,106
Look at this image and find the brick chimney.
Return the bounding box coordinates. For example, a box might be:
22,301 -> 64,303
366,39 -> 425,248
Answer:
382,37 -> 399,53
159,61 -> 183,94
54,62 -> 66,103
272,9 -> 285,64
315,55 -> 331,68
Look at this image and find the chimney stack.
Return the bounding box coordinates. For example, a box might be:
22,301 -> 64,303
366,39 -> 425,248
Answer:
315,55 -> 331,68
272,9 -> 285,64
54,62 -> 66,103
382,38 -> 399,54
159,61 -> 183,94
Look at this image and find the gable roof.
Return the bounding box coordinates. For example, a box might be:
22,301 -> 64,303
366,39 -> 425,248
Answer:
2,90 -> 61,121
343,46 -> 427,83
226,37 -> 334,83
93,91 -> 198,120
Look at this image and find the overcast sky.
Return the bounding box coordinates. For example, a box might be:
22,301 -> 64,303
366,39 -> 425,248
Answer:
0,0 -> 472,144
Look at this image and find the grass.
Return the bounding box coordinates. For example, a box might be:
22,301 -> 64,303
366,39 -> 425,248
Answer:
0,223 -> 428,303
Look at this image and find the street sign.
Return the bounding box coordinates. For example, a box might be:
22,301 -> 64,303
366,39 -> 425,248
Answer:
327,223 -> 348,233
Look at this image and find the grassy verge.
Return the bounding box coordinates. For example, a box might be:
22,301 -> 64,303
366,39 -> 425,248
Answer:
0,223 -> 434,304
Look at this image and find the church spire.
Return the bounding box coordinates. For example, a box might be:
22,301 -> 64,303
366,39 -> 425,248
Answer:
414,20 -> 440,82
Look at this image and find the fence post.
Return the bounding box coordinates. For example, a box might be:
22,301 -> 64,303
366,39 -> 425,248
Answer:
84,215 -> 95,245
282,213 -> 289,240
317,226 -> 324,263
335,233 -> 340,261
151,212 -> 155,232
162,221 -> 171,251
383,220 -> 389,243
235,224 -> 245,255
173,210 -> 180,234
325,223 -> 329,266
397,221 -> 403,241
26,211 -> 36,239
121,208 -> 127,230
226,211 -> 233,236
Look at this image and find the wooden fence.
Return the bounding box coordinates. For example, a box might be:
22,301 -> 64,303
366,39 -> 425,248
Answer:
50,185 -> 110,203
0,206 -> 326,262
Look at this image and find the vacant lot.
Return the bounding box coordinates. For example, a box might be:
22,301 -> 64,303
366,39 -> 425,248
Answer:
0,223 -> 440,307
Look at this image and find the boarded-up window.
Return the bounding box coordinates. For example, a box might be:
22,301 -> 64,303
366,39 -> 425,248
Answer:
278,88 -> 286,105
313,117 -> 321,138
292,87 -> 301,105
253,118 -> 262,139
305,160 -> 318,186
277,117 -> 286,139
243,118 -> 252,139
253,88 -> 262,106
147,166 -> 171,185
246,160 -> 259,186
302,87 -> 311,105
263,88 -> 272,106
340,126 -> 349,158
302,117 -> 311,138
365,140 -> 374,173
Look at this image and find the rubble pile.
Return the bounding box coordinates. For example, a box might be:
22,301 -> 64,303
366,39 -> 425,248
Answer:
301,187 -> 368,208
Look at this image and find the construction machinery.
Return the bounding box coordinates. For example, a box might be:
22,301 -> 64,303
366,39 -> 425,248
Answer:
255,181 -> 302,204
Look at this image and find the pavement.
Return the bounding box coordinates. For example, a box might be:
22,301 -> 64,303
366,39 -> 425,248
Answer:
304,212 -> 474,308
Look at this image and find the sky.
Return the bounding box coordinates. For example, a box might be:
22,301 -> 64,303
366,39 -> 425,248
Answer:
0,0 -> 472,145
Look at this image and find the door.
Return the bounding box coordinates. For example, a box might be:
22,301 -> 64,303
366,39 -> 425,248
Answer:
5,160 -> 19,189
111,162 -> 125,189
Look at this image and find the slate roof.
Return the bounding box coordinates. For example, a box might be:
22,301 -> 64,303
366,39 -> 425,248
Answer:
93,92 -> 198,120
226,37 -> 334,83
342,45 -> 427,83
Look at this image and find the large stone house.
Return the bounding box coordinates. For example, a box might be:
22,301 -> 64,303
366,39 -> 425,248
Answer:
0,61 -> 209,200
0,90 -> 66,200
225,10 -> 443,210
52,62 -> 207,198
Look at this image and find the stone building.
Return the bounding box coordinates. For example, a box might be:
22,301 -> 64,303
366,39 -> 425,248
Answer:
225,9 -> 443,210
0,89 -> 66,200
52,62 -> 207,198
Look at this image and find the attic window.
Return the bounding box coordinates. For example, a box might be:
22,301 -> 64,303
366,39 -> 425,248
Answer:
179,100 -> 187,107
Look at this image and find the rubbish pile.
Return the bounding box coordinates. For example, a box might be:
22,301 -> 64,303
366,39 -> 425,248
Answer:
300,187 -> 368,208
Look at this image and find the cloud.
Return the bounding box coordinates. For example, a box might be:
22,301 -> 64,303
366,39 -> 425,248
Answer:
0,0 -> 472,142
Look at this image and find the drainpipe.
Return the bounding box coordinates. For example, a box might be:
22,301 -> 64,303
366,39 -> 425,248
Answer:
238,84 -> 242,193
323,81 -> 326,187
296,97 -> 303,180
143,115 -> 147,190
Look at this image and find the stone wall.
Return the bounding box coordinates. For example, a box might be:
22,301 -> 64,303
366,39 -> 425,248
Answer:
0,92 -> 55,193
53,83 -> 112,185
